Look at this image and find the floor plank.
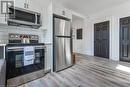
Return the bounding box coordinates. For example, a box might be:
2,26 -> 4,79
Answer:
18,54 -> 130,87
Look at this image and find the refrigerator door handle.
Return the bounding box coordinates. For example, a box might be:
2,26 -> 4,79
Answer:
55,36 -> 71,38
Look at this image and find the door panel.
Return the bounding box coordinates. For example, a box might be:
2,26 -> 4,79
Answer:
94,25 -> 101,57
122,26 -> 129,40
94,41 -> 101,57
94,21 -> 109,58
120,17 -> 130,62
122,45 -> 128,57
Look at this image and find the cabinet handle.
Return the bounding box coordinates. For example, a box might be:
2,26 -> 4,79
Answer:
62,11 -> 65,15
5,14 -> 7,22
24,3 -> 26,8
27,4 -> 29,9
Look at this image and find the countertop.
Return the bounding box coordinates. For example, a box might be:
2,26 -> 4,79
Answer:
6,43 -> 45,47
0,43 -> 51,46
0,44 -> 6,46
44,43 -> 52,45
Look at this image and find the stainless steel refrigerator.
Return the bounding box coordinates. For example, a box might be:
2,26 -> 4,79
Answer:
53,16 -> 73,72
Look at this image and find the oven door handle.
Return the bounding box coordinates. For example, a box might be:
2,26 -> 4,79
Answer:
7,48 -> 23,52
26,59 -> 34,61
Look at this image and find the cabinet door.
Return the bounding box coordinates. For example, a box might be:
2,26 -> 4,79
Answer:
27,0 -> 33,10
53,5 -> 63,16
64,8 -> 72,19
14,0 -> 26,9
27,0 -> 40,12
0,15 -> 7,24
0,0 -> 10,24
53,4 -> 72,19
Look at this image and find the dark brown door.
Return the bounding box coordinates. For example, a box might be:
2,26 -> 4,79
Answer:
120,17 -> 130,62
94,21 -> 109,58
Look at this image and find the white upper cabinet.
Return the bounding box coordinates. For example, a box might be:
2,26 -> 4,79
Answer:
27,0 -> 40,12
53,4 -> 72,19
14,0 -> 26,9
14,0 -> 39,12
0,0 -> 43,26
0,15 -> 7,24
0,0 -> 14,24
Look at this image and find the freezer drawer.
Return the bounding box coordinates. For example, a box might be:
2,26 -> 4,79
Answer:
54,37 -> 72,71
54,18 -> 71,36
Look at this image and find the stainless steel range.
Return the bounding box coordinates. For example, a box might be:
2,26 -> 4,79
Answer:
6,33 -> 45,80
6,44 -> 45,79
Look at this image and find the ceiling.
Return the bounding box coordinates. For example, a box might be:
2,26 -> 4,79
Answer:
54,0 -> 130,16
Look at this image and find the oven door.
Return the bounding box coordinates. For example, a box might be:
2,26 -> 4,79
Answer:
6,47 -> 45,79
34,47 -> 44,68
6,48 -> 24,79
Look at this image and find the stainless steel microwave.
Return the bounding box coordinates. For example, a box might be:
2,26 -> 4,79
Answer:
7,6 -> 42,29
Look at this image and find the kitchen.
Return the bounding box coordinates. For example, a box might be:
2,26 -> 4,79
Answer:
0,0 -> 74,86
1,0 -> 130,87
0,0 -> 53,86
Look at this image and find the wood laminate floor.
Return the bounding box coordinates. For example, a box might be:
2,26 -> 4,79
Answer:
18,54 -> 130,87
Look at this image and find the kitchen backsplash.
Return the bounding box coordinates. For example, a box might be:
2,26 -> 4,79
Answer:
0,25 -> 44,44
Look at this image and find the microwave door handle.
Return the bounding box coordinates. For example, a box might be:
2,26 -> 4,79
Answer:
35,14 -> 37,24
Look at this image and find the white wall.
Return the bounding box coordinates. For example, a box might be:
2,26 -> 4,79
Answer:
82,18 -> 94,56
43,1 -> 53,43
44,2 -> 53,71
83,1 -> 130,61
72,16 -> 84,54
